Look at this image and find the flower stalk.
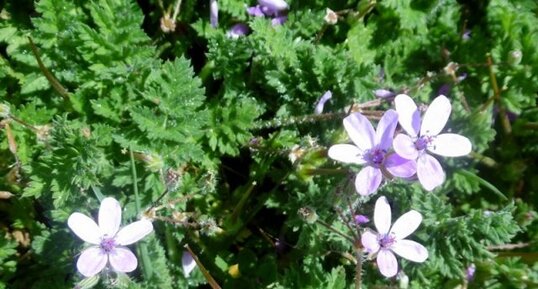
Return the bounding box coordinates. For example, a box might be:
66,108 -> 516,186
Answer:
129,147 -> 153,279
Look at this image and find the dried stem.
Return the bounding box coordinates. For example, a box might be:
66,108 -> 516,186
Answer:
185,244 -> 222,289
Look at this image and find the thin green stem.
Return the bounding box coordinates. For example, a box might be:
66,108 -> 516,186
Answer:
486,54 -> 512,134
231,181 -> 257,222
129,147 -> 153,279
315,219 -> 354,243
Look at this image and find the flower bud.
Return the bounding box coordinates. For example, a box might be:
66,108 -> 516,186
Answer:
314,90 -> 332,114
466,263 -> 476,281
182,251 -> 197,277
398,271 -> 409,289
374,89 -> 396,99
298,207 -> 318,224
508,50 -> 522,66
354,214 -> 369,224
0,103 -> 10,119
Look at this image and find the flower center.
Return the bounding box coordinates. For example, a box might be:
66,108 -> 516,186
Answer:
364,147 -> 386,167
415,135 -> 433,151
100,237 -> 116,253
379,234 -> 396,249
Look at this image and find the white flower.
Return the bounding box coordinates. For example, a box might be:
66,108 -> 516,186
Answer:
361,196 -> 428,277
393,94 -> 472,191
67,197 -> 153,277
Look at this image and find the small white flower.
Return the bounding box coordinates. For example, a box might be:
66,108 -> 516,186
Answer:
324,8 -> 338,25
361,196 -> 428,277
68,197 -> 153,277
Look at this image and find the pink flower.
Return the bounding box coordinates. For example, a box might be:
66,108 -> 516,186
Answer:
393,94 -> 472,191
361,196 -> 428,278
67,197 -> 153,277
328,110 -> 416,196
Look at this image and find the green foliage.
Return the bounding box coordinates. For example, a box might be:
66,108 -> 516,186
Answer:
0,0 -> 536,288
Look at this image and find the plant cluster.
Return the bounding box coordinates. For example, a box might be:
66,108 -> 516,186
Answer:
0,0 -> 537,288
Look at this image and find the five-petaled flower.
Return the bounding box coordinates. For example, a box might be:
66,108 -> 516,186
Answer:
361,196 -> 428,277
393,94 -> 472,191
328,110 -> 416,196
68,197 -> 153,277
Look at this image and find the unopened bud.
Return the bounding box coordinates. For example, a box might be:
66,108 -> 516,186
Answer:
0,191 -> 13,199
298,207 -> 318,224
0,103 -> 10,119
466,263 -> 476,281
35,125 -> 51,141
135,152 -> 164,172
508,50 -> 522,66
354,214 -> 369,224
324,8 -> 338,25
398,271 -> 409,289
374,89 -> 396,99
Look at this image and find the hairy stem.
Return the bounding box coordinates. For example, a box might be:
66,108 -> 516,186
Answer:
130,148 -> 153,279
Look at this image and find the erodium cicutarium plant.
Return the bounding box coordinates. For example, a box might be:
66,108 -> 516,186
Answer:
67,197 -> 153,277
393,94 -> 472,190
361,196 -> 428,277
328,110 -> 416,195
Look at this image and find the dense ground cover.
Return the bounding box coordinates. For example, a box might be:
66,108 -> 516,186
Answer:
0,0 -> 537,288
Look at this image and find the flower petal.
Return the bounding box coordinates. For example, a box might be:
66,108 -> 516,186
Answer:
115,219 -> 153,246
429,133 -> 472,157
99,197 -> 122,238
327,144 -> 366,165
389,210 -> 422,240
210,0 -> 219,28
246,5 -> 265,17
394,94 -> 420,137
343,112 -> 375,151
314,91 -> 332,114
68,213 -> 102,245
417,154 -> 445,191
182,251 -> 197,277
375,109 -> 399,150
361,230 -> 380,254
259,0 -> 288,11
355,166 -> 382,196
421,95 -> 451,136
377,249 -> 398,277
374,196 -> 392,235
393,134 -> 419,160
109,247 -> 138,273
76,247 -> 108,277
391,239 -> 428,263
385,153 -> 417,178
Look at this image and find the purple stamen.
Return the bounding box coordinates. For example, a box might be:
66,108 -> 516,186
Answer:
415,136 -> 432,151
100,238 -> 116,253
379,234 -> 396,248
364,148 -> 386,166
